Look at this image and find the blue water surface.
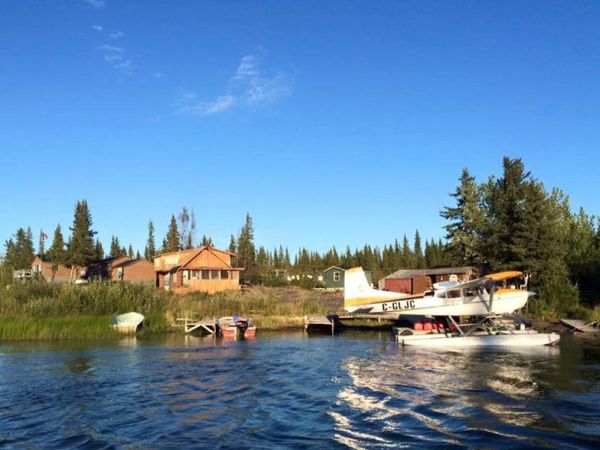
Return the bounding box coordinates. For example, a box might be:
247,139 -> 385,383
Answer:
1,332 -> 600,449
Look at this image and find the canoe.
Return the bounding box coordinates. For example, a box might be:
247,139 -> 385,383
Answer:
112,312 -> 145,334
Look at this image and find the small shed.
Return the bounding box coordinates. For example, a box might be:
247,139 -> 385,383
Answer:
323,266 -> 372,289
379,267 -> 477,294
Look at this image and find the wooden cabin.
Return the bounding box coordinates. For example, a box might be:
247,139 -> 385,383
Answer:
85,256 -> 155,284
31,256 -> 71,282
153,246 -> 243,294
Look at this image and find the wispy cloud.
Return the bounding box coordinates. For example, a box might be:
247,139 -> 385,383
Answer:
177,94 -> 236,117
85,0 -> 105,8
109,31 -> 124,39
92,25 -> 103,32
97,43 -> 133,75
176,53 -> 292,118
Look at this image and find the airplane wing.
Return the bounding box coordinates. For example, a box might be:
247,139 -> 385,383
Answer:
441,271 -> 523,291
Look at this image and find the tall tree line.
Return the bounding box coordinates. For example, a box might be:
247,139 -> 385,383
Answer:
441,157 -> 600,313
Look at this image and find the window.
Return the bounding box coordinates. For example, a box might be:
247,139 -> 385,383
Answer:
221,270 -> 229,280
333,271 -> 340,282
211,270 -> 220,279
447,289 -> 461,298
201,270 -> 209,280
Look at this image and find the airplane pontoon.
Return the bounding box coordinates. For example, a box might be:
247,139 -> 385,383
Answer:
344,267 -> 560,347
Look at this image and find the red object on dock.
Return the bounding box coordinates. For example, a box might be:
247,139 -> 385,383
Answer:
413,320 -> 423,331
423,320 -> 433,331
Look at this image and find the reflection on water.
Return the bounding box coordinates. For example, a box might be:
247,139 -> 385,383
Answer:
0,333 -> 599,448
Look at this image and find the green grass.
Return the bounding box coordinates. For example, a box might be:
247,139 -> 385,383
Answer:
0,315 -> 118,340
0,282 -> 341,340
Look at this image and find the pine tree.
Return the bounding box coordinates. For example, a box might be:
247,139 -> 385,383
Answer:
128,244 -> 134,257
67,200 -> 97,271
94,239 -> 104,260
228,234 -> 238,267
110,236 -> 122,258
178,207 -> 196,249
201,235 -> 214,247
4,228 -> 35,269
164,215 -> 180,252
441,168 -> 484,265
414,230 -> 424,268
237,213 -> 256,282
38,229 -> 46,261
47,224 -> 67,277
144,221 -> 156,260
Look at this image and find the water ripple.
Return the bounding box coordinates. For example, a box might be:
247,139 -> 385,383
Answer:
1,334 -> 600,448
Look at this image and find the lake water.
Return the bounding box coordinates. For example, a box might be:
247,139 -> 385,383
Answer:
1,332 -> 600,449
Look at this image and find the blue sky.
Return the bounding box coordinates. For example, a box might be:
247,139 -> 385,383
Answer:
1,0 -> 599,255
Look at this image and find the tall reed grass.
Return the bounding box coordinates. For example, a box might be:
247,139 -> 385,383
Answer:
0,282 -> 341,339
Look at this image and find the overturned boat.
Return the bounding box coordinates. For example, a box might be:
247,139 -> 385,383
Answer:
112,312 -> 145,334
345,267 -> 559,347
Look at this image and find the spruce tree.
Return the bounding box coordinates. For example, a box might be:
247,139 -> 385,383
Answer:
67,200 -> 97,270
441,168 -> 484,265
128,244 -> 134,257
110,236 -> 122,258
164,215 -> 180,252
237,213 -> 256,281
94,239 -> 104,260
47,224 -> 67,275
144,221 -> 156,260
201,235 -> 214,247
414,230 -> 424,268
228,234 -> 238,266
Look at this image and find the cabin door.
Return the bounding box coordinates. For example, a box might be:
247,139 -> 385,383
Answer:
165,273 -> 171,291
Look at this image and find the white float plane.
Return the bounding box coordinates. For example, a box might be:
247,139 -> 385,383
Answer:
344,267 -> 560,347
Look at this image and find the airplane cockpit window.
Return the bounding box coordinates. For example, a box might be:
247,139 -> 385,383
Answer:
464,288 -> 477,297
447,290 -> 461,298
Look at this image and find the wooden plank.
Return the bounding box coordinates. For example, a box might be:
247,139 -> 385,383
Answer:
560,319 -> 598,333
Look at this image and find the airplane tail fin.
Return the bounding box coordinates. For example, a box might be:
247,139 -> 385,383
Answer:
344,267 -> 401,311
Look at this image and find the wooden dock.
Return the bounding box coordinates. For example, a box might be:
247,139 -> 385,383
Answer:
304,313 -> 401,334
174,317 -> 218,334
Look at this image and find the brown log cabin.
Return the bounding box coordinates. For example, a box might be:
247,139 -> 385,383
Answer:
153,246 -> 243,294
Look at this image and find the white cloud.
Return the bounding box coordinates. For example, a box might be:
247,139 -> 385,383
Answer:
176,93 -> 235,117
234,55 -> 260,81
109,31 -> 124,39
98,44 -> 123,52
98,43 -> 133,75
92,25 -> 103,32
85,0 -> 106,8
245,72 -> 292,106
177,52 -> 292,118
